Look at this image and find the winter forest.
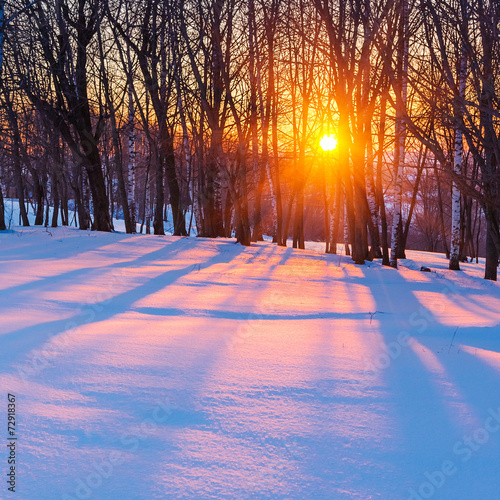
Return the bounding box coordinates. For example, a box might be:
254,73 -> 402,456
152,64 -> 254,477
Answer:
0,0 -> 499,278
3,0 -> 500,499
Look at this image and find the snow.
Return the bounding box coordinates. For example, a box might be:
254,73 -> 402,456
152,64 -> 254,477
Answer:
1,225 -> 500,499
3,198 -> 196,236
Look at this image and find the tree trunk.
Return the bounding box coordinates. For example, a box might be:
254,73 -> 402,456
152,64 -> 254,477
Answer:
377,95 -> 390,266
484,209 -> 499,281
152,147 -> 165,236
249,0 -> 263,242
33,174 -> 44,225
233,147 -> 251,246
449,49 -> 466,270
6,99 -> 30,226
389,0 -> 408,268
0,188 -> 5,230
127,48 -> 137,233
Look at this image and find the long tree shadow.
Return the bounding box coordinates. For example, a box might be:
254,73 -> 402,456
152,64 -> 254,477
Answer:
0,233 -> 197,298
0,237 -> 246,373
340,264 -> 479,494
135,307 -> 388,321
8,238 -> 287,500
386,266 -> 500,497
128,244 -> 316,498
54,242 -> 301,498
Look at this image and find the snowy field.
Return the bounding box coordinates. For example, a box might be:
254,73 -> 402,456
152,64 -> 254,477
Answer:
1,226 -> 500,499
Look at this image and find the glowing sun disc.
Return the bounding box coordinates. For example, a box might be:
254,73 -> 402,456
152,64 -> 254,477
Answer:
320,134 -> 338,151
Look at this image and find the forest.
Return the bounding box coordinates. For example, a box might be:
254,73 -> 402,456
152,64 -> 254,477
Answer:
0,0 -> 499,279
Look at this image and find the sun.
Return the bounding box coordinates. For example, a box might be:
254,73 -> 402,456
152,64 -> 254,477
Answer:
320,133 -> 338,151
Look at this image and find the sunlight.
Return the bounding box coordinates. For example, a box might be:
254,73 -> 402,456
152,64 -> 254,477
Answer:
319,133 -> 338,152
460,345 -> 500,374
414,291 -> 500,327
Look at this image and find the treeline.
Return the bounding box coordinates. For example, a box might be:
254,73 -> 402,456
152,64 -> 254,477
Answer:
0,0 -> 498,279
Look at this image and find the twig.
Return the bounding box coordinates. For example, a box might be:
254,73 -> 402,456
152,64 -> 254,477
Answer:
368,311 -> 390,324
448,326 -> 459,354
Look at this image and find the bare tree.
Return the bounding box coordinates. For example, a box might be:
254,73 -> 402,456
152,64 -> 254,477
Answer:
12,0 -> 112,231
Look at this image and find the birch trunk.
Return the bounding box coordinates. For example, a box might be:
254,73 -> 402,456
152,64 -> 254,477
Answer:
127,52 -> 137,233
449,50 -> 467,270
389,0 -> 408,268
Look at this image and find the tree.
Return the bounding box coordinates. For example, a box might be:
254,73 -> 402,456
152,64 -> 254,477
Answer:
109,0 -> 187,236
14,0 -> 112,231
389,0 -> 409,268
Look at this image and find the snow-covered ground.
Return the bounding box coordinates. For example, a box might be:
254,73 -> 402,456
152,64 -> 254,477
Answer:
1,226 -> 500,499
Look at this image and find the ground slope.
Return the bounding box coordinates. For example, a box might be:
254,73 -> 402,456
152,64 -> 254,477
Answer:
1,227 -> 500,499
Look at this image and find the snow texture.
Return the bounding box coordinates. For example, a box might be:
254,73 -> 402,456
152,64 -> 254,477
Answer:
1,223 -> 500,499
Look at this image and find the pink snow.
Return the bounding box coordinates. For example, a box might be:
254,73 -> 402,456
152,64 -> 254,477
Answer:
1,227 -> 500,499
